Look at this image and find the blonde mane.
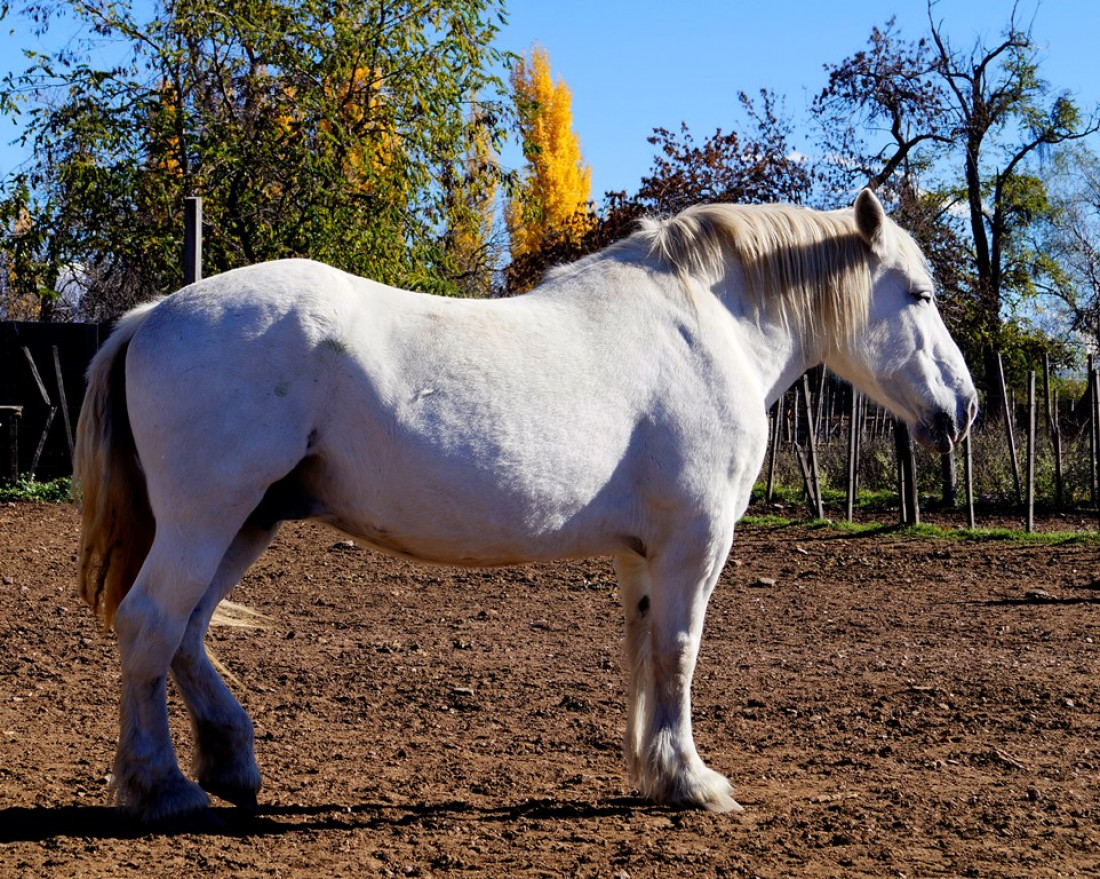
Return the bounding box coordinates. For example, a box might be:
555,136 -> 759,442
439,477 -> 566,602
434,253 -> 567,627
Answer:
637,202 -> 873,346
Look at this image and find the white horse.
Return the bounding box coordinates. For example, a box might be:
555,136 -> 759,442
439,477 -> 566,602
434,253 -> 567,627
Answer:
75,189 -> 976,823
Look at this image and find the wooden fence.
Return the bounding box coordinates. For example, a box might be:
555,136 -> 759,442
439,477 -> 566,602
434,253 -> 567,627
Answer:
1,198 -> 1097,537
762,361 -> 1100,532
0,321 -> 109,481
0,197 -> 201,482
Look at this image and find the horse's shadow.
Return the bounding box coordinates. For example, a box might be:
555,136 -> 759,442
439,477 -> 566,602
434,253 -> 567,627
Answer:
0,796 -> 649,842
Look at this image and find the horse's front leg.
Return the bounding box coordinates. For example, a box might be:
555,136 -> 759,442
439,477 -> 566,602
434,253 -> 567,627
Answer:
170,523 -> 277,808
623,526 -> 741,813
615,551 -> 653,785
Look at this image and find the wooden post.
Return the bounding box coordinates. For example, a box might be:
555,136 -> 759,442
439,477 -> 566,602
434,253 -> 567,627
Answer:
1094,369 -> 1100,528
791,386 -> 800,450
20,347 -> 57,479
941,450 -> 958,508
51,346 -> 74,465
814,366 -> 827,442
894,418 -> 908,525
1026,371 -> 1036,533
894,417 -> 919,525
963,430 -> 976,529
801,373 -> 824,519
1090,356 -> 1097,507
764,400 -> 780,503
1043,354 -> 1063,507
996,353 -> 1022,506
0,406 -> 21,483
184,196 -> 203,287
846,387 -> 860,522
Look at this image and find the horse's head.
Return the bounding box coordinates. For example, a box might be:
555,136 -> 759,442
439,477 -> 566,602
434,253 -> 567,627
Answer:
827,189 -> 978,453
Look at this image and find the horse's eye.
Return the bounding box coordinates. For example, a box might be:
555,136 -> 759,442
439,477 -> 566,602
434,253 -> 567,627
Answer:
911,288 -> 934,304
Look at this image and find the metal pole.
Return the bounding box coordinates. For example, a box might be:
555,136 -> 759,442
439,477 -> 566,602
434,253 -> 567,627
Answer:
183,196 -> 203,287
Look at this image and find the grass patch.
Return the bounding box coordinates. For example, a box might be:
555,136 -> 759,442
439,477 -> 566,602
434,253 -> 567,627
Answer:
752,483 -> 926,515
740,512 -> 1100,546
0,476 -> 73,503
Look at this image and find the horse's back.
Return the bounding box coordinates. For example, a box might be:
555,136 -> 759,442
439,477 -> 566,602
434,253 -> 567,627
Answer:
120,256 -> 764,565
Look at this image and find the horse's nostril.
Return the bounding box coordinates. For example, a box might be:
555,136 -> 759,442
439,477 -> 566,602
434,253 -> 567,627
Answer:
934,410 -> 956,440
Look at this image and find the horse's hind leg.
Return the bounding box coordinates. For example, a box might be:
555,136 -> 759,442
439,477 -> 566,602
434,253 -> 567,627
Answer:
630,526 -> 742,813
170,523 -> 279,808
112,526 -> 239,822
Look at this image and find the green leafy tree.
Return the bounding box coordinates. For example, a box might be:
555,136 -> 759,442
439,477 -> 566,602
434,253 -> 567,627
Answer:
0,0 -> 511,318
1035,146 -> 1100,351
813,4 -> 1098,420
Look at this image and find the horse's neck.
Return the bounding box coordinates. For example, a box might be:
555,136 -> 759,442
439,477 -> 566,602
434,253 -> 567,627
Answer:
719,288 -> 819,410
754,324 -> 817,408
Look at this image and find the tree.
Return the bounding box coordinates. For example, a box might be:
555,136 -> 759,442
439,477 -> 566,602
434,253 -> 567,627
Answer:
928,3 -> 1097,417
438,107 -> 506,297
812,4 -> 1098,420
503,90 -> 810,295
0,0 -> 511,319
638,90 -> 812,216
813,18 -> 948,195
505,45 -> 592,262
1036,146 -> 1100,351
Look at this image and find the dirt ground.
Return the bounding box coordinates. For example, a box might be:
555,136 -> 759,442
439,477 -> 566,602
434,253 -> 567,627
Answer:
2,501 -> 1100,878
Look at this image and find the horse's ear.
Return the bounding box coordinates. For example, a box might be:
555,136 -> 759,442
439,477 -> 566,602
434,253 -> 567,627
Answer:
854,188 -> 886,249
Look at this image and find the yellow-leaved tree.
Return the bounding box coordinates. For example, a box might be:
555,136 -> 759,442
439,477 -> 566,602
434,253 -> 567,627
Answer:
506,45 -> 592,262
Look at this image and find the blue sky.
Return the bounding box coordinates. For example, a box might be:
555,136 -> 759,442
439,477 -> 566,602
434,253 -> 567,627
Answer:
1,0 -> 1098,195
498,0 -> 1100,200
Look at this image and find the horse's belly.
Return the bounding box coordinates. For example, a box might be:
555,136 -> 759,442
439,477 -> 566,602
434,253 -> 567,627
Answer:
310,462 -> 634,567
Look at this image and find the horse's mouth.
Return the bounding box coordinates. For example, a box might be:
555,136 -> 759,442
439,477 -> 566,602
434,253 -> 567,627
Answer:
914,409 -> 971,455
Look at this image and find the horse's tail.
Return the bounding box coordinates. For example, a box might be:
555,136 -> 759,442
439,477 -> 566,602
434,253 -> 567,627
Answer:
74,300 -> 162,630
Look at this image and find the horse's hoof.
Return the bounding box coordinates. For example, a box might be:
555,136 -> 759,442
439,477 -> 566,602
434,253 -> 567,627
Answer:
200,780 -> 260,811
116,773 -> 212,827
149,807 -> 228,834
684,767 -> 743,814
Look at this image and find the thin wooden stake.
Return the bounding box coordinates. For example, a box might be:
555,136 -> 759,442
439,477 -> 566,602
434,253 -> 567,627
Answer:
802,373 -> 824,519
894,417 -> 919,525
1090,356 -> 1097,506
52,346 -> 74,463
964,430 -> 976,529
996,353 -> 1022,506
765,400 -> 780,503
1043,354 -> 1063,507
1094,369 -> 1100,529
1026,371 -> 1036,533
846,387 -> 860,522
1053,385 -> 1063,507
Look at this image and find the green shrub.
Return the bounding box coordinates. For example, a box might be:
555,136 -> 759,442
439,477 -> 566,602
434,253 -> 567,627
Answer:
0,476 -> 73,503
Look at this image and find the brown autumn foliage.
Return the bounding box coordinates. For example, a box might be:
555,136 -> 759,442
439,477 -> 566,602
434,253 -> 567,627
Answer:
503,90 -> 811,295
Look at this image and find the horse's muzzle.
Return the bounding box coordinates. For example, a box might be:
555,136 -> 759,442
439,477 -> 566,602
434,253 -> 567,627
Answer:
914,402 -> 977,455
